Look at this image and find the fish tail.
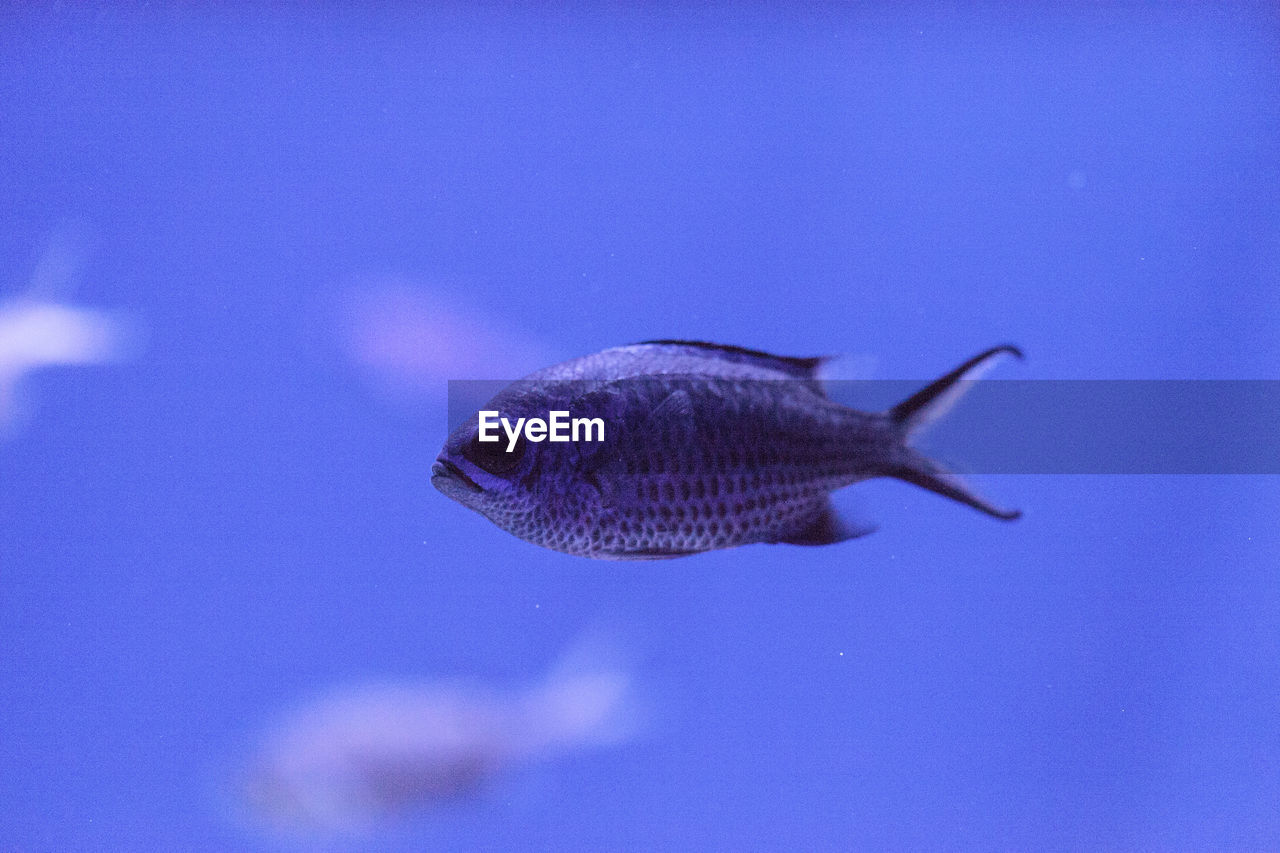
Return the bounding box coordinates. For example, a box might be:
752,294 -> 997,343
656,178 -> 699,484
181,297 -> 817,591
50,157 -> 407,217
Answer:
887,451 -> 1021,520
885,345 -> 1022,520
889,345 -> 1022,435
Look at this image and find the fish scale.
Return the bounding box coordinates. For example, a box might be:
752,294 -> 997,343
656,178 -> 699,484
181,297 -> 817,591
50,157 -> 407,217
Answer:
432,341 -> 1022,559
591,380 -> 868,554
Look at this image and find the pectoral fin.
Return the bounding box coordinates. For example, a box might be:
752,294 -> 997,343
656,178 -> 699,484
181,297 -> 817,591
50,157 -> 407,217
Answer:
645,389 -> 695,428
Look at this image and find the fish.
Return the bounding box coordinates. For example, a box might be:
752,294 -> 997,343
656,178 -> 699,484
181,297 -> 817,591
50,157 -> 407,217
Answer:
0,233 -> 134,437
235,648 -> 633,836
432,340 -> 1022,559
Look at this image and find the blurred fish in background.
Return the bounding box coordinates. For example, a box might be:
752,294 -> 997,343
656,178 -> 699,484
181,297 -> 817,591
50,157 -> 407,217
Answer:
231,641 -> 637,840
331,278 -> 561,412
0,231 -> 137,439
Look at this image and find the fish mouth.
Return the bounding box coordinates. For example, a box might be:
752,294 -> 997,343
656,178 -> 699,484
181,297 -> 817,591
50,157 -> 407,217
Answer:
431,458 -> 483,493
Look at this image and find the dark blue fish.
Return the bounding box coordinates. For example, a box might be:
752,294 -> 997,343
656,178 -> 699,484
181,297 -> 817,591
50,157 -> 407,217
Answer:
432,341 -> 1021,559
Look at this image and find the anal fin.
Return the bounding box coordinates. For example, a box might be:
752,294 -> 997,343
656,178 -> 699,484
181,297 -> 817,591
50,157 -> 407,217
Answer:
775,501 -> 878,546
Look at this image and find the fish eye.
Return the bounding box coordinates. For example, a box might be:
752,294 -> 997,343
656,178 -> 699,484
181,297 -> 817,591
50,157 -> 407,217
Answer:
464,432 -> 525,475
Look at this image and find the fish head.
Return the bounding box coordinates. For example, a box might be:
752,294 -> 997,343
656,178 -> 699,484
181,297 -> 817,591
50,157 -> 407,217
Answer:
432,380 -> 595,529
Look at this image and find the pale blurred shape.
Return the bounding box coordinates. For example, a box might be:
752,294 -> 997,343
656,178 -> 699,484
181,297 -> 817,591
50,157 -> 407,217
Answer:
0,301 -> 124,366
336,280 -> 561,406
0,232 -> 136,437
236,655 -> 636,838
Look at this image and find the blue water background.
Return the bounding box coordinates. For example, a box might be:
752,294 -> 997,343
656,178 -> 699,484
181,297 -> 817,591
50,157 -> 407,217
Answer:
2,4 -> 1278,849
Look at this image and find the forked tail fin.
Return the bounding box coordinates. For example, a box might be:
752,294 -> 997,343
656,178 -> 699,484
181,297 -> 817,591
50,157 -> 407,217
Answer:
886,345 -> 1023,520
889,345 -> 1023,436
888,454 -> 1022,520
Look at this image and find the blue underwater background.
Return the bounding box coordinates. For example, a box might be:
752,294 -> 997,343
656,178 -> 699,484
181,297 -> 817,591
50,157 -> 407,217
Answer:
2,3 -> 1279,850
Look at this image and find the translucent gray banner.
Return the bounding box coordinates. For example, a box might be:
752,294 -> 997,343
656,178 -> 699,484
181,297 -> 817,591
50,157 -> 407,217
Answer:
446,380 -> 1280,474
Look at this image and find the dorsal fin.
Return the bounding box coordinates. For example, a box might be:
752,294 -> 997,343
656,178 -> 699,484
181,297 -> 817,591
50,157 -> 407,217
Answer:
637,339 -> 829,380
